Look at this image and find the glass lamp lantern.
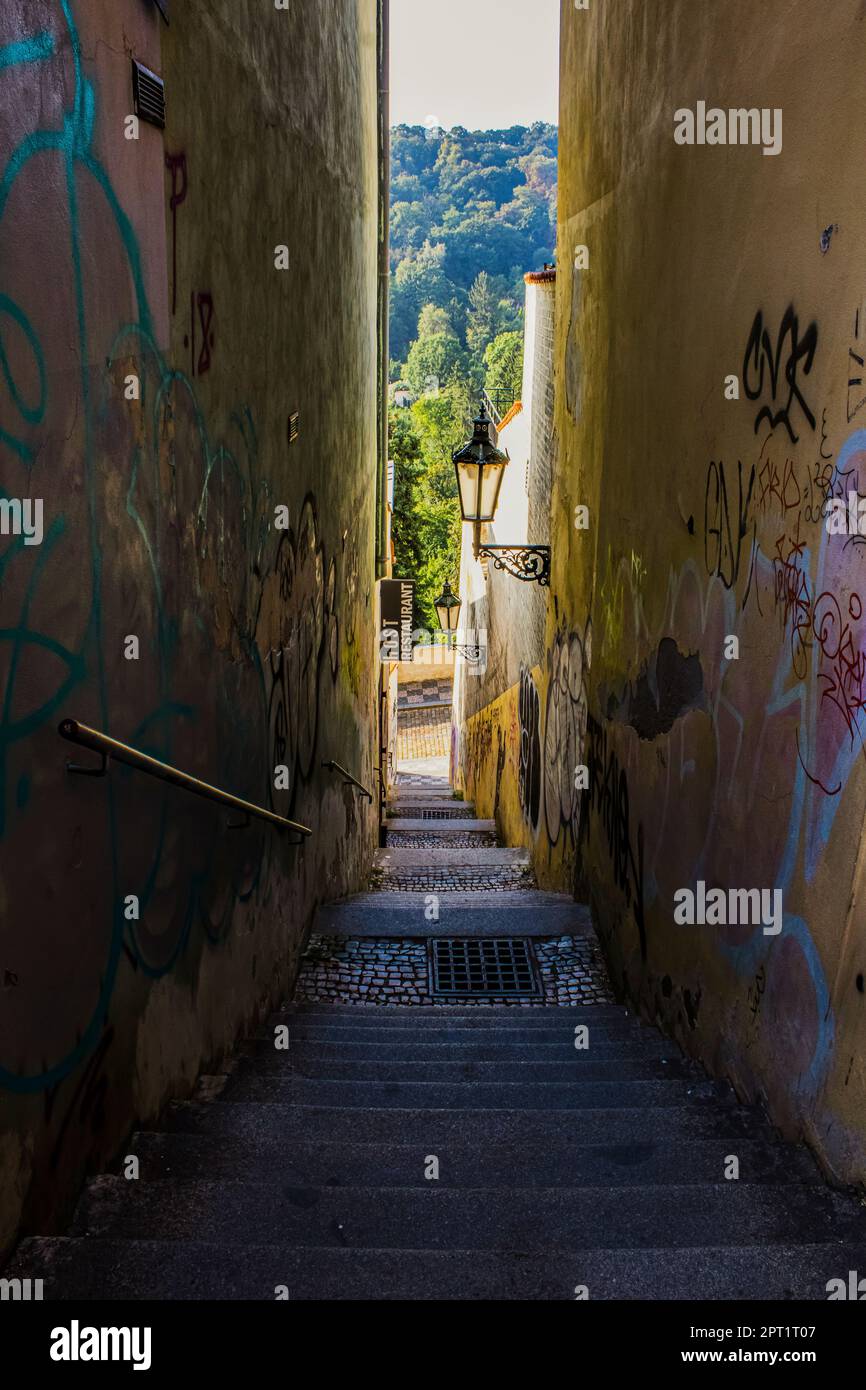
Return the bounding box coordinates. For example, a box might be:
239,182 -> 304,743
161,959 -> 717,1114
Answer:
452,404 -> 509,524
433,579 -> 462,635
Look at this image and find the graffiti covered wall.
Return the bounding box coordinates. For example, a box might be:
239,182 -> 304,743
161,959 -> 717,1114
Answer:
0,0 -> 379,1255
542,0 -> 866,1182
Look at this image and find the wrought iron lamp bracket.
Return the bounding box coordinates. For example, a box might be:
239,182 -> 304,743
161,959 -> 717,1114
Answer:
476,544 -> 551,586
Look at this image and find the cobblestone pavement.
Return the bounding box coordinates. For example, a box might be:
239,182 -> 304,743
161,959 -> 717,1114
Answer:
535,935 -> 615,1004
369,863 -> 537,891
396,705 -> 451,761
295,933 -> 614,1006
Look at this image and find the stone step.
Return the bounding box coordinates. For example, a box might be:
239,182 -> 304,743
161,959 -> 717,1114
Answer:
376,846 -> 529,864
233,1056 -> 696,1083
263,1021 -> 637,1046
126,1131 -> 821,1186
260,1028 -> 643,1049
164,1100 -> 776,1147
14,1237 -> 866,1300
279,1002 -> 627,1022
217,1075 -> 729,1109
241,1038 -> 675,1062
314,893 -> 592,936
385,818 -> 495,833
388,787 -> 465,797
70,1177 -> 864,1249
390,790 -> 455,799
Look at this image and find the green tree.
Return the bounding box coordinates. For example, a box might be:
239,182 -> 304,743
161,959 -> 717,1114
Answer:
387,383 -> 471,630
466,270 -> 499,356
484,331 -> 523,407
416,302 -> 452,339
388,408 -> 425,583
389,242 -> 451,361
404,331 -> 465,397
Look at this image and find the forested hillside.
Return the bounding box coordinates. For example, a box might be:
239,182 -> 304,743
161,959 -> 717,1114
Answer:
389,124 -> 557,629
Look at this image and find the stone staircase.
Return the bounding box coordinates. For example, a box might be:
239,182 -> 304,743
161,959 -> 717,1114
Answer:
8,769 -> 866,1299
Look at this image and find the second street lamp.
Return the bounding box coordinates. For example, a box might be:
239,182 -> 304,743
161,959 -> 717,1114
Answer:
452,401 -> 551,587
434,578 -> 461,635
432,579 -> 484,663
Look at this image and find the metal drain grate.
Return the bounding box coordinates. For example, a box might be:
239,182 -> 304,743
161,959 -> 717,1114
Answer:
429,938 -> 540,998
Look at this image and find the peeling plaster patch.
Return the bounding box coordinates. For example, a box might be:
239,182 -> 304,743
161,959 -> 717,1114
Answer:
605,637 -> 705,740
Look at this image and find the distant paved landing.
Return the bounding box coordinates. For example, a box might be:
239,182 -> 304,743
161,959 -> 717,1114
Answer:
395,756 -> 450,783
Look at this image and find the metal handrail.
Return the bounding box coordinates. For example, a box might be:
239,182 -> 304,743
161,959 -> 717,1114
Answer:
322,760 -> 374,802
59,718 -> 312,837
481,388 -> 515,428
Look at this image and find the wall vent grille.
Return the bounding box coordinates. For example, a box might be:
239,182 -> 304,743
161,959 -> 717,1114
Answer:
132,60 -> 166,129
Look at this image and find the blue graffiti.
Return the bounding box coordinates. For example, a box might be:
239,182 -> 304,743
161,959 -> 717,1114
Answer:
0,2 -> 279,1092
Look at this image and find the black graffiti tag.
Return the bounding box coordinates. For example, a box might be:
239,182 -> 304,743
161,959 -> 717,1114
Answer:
704,458 -> 757,602
743,305 -> 818,444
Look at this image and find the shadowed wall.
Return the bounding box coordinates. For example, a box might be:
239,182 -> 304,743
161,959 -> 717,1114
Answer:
0,0 -> 379,1256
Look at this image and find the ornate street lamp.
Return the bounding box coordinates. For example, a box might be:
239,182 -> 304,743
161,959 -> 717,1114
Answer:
452,402 -> 551,586
432,579 -> 484,663
434,578 -> 462,635
453,403 -> 509,526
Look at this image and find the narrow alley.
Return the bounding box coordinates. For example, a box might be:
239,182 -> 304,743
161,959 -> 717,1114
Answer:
4,0 -> 866,1347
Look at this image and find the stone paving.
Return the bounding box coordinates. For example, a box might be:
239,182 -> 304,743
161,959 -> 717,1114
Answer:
295,933 -> 614,1006
369,863 -> 537,892
396,705 -> 451,761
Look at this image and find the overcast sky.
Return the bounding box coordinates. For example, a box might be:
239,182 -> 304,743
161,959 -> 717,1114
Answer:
390,0 -> 560,131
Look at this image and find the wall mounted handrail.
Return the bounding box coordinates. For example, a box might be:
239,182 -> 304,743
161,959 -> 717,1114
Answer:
322,760 -> 374,802
59,718 -> 312,837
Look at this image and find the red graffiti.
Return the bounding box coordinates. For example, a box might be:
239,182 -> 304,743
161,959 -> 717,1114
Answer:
812,589 -> 866,745
772,520 -> 811,679
186,290 -> 215,376
164,151 -> 187,316
758,455 -> 801,515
